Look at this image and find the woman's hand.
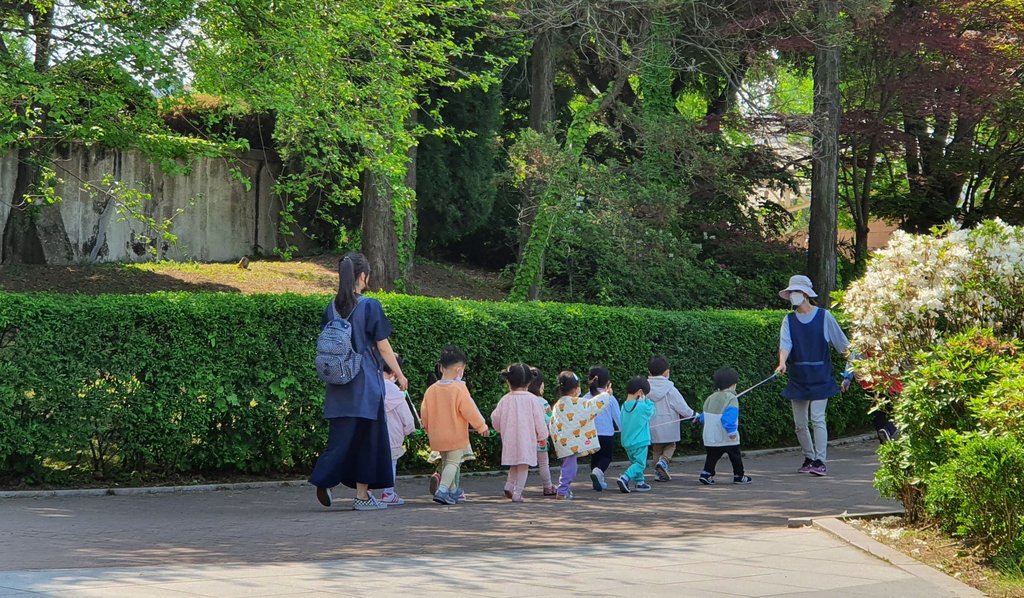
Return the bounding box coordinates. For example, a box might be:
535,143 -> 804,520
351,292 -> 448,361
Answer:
775,363 -> 787,376
396,372 -> 409,392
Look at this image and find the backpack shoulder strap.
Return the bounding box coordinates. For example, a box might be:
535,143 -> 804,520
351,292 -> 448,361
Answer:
345,295 -> 368,321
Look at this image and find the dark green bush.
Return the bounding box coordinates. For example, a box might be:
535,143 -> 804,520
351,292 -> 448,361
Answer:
876,328 -> 1024,572
925,434 -> 1024,572
0,291 -> 866,485
876,330 -> 1024,515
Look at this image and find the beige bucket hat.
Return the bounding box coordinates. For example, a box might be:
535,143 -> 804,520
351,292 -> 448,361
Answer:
779,275 -> 818,300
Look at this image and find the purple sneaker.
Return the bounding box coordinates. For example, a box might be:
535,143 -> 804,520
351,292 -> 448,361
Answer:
798,458 -> 814,474
809,460 -> 827,476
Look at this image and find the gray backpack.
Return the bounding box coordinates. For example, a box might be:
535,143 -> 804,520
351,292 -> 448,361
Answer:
315,300 -> 364,385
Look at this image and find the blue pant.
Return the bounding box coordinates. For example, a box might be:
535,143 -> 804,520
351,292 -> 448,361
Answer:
623,445 -> 648,482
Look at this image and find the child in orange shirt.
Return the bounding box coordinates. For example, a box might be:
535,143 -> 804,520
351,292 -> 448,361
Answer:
420,346 -> 489,506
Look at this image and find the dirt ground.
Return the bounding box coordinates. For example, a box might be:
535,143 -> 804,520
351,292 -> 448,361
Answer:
852,517 -> 1024,597
0,256 -> 509,300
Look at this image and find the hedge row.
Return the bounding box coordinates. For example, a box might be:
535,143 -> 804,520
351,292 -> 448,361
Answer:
0,292 -> 868,485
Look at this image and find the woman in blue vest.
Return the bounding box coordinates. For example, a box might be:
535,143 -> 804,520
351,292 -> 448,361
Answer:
774,275 -> 853,477
309,253 -> 408,511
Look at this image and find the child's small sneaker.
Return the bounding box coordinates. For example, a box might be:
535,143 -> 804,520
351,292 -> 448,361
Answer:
590,468 -> 606,491
452,488 -> 467,503
699,472 -> 715,485
555,491 -> 574,501
616,475 -> 631,494
428,471 -> 441,495
654,458 -> 671,482
353,495 -> 387,511
432,490 -> 457,505
733,475 -> 752,485
511,493 -> 525,503
315,486 -> 333,507
809,460 -> 828,476
380,492 -> 405,506
503,487 -> 513,499
798,458 -> 814,474
543,485 -> 557,497
634,481 -> 652,492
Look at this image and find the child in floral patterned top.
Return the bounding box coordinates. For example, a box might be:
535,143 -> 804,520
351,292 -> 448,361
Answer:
528,367 -> 556,496
549,371 -> 606,500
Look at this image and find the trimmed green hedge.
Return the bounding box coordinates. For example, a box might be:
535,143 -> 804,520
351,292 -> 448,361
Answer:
0,292 -> 867,485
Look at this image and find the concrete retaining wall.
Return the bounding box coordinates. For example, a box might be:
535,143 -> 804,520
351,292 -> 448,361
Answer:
0,145 -> 300,263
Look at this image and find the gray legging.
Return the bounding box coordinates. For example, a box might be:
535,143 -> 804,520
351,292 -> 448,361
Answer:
792,399 -> 828,462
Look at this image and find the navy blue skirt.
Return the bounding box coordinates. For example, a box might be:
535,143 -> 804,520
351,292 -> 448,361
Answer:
309,400 -> 394,490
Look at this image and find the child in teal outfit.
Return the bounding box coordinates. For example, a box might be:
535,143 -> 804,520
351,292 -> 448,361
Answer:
616,377 -> 655,493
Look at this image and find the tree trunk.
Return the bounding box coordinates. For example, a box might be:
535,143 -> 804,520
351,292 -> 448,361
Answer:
852,138 -> 879,276
520,30 -> 557,258
807,0 -> 841,302
1,148 -> 74,264
528,30 -> 556,135
360,168 -> 400,292
854,222 -> 870,276
401,113 -> 418,288
520,29 -> 558,299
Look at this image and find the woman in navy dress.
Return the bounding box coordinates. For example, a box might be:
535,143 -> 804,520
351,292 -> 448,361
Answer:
309,253 -> 408,511
774,275 -> 853,478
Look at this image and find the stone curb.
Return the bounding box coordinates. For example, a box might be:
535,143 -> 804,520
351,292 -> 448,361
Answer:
0,433 -> 877,499
787,509 -> 904,528
812,517 -> 987,598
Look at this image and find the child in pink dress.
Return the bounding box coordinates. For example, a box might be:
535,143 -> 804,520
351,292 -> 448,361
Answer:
491,363 -> 549,503
528,367 -> 556,496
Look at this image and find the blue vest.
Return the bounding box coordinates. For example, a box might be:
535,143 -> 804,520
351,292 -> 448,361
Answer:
782,309 -> 840,401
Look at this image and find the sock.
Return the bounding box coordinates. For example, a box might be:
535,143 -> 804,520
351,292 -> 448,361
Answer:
382,487 -> 395,496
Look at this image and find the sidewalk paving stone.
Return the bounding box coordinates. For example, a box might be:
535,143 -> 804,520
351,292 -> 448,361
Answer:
0,441 -> 973,596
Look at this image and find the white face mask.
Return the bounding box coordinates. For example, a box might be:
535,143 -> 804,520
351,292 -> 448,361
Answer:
790,293 -> 805,307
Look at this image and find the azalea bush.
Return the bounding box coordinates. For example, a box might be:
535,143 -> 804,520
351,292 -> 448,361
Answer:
842,219 -> 1024,384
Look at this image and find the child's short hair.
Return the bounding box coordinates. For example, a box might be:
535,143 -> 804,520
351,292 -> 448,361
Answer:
713,367 -> 739,391
438,345 -> 467,368
383,353 -> 404,375
648,355 -> 670,376
557,370 -> 580,395
587,366 -> 610,396
527,367 -> 545,396
626,376 -> 651,396
501,363 -> 534,388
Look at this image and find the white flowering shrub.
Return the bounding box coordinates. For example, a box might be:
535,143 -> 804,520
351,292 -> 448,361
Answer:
841,219 -> 1024,381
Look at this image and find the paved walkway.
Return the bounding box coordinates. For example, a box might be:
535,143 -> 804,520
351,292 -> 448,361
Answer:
0,442 -> 968,596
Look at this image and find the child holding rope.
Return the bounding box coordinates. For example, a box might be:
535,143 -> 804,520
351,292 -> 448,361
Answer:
421,346 -> 490,505
549,371 -> 605,500
697,368 -> 752,485
491,364 -> 548,503
646,356 -> 695,482
616,377 -> 655,493
380,355 -> 416,505
528,367 -> 557,496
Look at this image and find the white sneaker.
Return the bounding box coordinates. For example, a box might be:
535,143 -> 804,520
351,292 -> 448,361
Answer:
591,468 -> 607,491
380,492 -> 405,506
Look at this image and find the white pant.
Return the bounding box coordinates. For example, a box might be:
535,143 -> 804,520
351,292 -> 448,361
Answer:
791,400 -> 828,462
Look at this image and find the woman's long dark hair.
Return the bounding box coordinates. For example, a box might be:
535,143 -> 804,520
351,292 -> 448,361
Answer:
335,252 -> 370,316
